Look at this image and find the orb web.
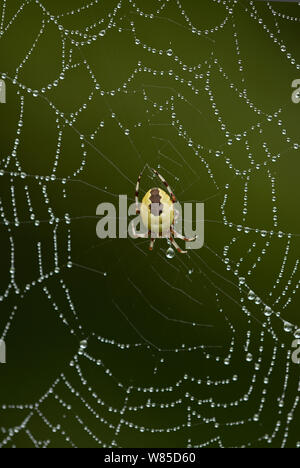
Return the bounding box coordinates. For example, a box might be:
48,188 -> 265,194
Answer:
0,0 -> 299,448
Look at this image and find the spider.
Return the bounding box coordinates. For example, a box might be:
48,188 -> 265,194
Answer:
133,167 -> 196,254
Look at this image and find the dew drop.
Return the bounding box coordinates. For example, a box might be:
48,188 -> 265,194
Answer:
283,321 -> 293,333
80,340 -> 88,349
264,306 -> 272,317
166,247 -> 175,259
294,329 -> 300,339
247,290 -> 255,301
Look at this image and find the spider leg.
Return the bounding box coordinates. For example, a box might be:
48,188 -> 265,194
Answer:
174,208 -> 180,221
149,238 -> 155,251
171,227 -> 197,242
131,224 -> 149,239
151,168 -> 177,203
169,236 -> 187,254
135,171 -> 143,214
134,232 -> 149,239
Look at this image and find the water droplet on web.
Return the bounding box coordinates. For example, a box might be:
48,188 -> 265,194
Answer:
246,353 -> 253,362
283,321 -> 293,333
166,247 -> 175,259
294,329 -> 300,338
264,306 -> 272,317
247,290 -> 255,301
166,49 -> 173,56
80,340 -> 88,349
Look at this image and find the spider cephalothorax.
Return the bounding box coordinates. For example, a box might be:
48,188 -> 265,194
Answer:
133,168 -> 196,254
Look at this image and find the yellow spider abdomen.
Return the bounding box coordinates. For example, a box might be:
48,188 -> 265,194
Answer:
140,188 -> 174,235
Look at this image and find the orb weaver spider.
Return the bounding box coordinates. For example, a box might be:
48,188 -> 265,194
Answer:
133,167 -> 196,254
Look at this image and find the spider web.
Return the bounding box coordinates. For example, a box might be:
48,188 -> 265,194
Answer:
0,0 -> 299,448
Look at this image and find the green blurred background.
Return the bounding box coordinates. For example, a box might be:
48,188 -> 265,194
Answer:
0,0 -> 299,448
